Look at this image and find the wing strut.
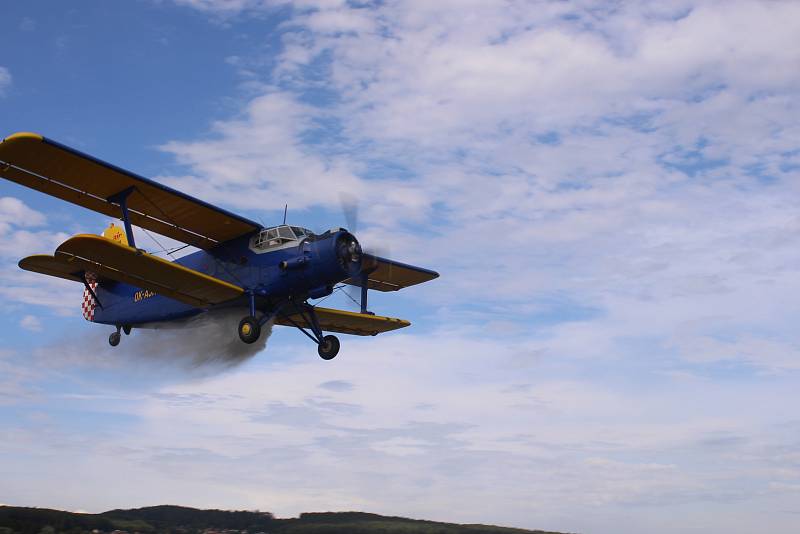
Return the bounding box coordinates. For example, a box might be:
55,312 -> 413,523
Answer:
360,272 -> 370,314
107,186 -> 137,247
279,303 -> 326,345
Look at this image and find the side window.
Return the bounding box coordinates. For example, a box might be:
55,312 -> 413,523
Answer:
266,228 -> 280,247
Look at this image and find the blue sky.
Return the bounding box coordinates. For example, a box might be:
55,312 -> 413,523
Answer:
2,2 -> 800,533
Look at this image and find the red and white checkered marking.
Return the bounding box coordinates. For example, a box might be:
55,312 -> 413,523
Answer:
82,272 -> 98,322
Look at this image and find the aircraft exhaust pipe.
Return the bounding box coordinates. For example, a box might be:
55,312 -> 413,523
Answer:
279,257 -> 307,270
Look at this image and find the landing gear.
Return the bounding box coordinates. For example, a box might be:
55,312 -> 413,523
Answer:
109,330 -> 121,347
238,315 -> 261,344
109,325 -> 130,347
108,325 -> 123,347
317,335 -> 340,360
239,293 -> 342,359
277,303 -> 340,360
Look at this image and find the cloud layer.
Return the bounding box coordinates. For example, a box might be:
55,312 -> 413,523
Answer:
158,0 -> 800,372
2,2 -> 800,534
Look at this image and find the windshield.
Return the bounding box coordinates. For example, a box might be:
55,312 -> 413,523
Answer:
253,225 -> 294,250
251,225 -> 316,251
291,226 -> 314,238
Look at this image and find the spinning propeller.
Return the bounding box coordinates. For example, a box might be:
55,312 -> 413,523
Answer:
338,194 -> 392,311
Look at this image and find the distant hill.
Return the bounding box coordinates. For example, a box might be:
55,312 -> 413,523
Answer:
0,505 -> 571,534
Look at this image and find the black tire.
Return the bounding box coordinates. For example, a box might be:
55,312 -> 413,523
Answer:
109,331 -> 121,347
238,316 -> 261,344
122,325 -> 132,335
317,335 -> 340,360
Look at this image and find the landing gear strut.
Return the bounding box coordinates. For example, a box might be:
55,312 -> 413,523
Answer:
277,303 -> 340,360
239,295 -> 341,360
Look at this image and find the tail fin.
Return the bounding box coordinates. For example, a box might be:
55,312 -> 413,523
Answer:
102,222 -> 128,245
82,223 -> 123,321
81,271 -> 98,322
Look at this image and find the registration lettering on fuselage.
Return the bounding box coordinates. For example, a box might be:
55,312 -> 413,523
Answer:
134,289 -> 156,302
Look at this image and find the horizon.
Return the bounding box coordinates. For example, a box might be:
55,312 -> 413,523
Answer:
0,504 -> 542,533
2,2 -> 800,534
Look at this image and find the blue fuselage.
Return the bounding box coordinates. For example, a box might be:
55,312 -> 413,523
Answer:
91,230 -> 358,327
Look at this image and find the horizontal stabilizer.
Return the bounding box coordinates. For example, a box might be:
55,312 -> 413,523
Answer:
345,255 -> 439,292
19,254 -> 85,283
276,306 -> 410,336
55,234 -> 244,308
0,132 -> 260,249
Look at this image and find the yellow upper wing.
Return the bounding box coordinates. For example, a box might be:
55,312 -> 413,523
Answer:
276,306 -> 410,336
51,234 -> 244,307
0,132 -> 260,249
345,254 -> 440,292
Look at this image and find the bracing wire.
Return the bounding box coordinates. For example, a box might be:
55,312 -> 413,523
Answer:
141,227 -> 178,261
313,284 -> 361,309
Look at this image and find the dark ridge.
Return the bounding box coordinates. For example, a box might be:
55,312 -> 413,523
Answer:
99,505 -> 275,530
0,505 -> 572,534
295,511 -> 551,532
0,506 -> 115,533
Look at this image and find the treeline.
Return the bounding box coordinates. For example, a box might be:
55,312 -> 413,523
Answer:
0,506 -> 114,534
0,505 -> 569,534
101,505 -> 275,531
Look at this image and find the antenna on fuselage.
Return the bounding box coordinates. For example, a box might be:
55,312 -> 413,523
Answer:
283,204 -> 288,225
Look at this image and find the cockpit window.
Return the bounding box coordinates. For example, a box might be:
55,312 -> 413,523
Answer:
251,225 -> 315,252
254,225 -> 293,249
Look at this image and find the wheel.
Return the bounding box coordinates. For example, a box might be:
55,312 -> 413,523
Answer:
109,331 -> 121,347
238,316 -> 261,344
122,325 -> 132,335
317,335 -> 340,360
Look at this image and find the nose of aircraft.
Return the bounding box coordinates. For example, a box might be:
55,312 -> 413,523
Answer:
290,230 -> 363,292
335,231 -> 362,278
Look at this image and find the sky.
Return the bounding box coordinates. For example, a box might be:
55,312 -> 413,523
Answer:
1,1 -> 800,533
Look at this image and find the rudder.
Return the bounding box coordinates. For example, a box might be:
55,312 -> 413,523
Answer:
81,272 -> 98,322
81,222 -> 124,321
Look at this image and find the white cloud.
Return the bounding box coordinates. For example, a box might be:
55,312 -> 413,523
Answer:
19,17 -> 36,32
159,92 -> 365,210
160,0 -> 800,372
0,66 -> 10,96
0,197 -> 46,230
144,8 -> 800,530
3,331 -> 800,532
19,315 -> 42,332
170,0 -> 288,15
0,197 -> 76,314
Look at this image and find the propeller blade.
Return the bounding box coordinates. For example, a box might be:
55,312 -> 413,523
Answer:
339,193 -> 359,233
336,194 -> 392,311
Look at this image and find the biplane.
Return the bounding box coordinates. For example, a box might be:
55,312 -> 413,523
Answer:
0,132 -> 438,359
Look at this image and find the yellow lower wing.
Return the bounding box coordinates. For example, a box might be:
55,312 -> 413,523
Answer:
276,307 -> 410,336
54,234 -> 244,308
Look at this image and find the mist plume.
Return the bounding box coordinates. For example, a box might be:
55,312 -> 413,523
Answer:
38,309 -> 272,383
